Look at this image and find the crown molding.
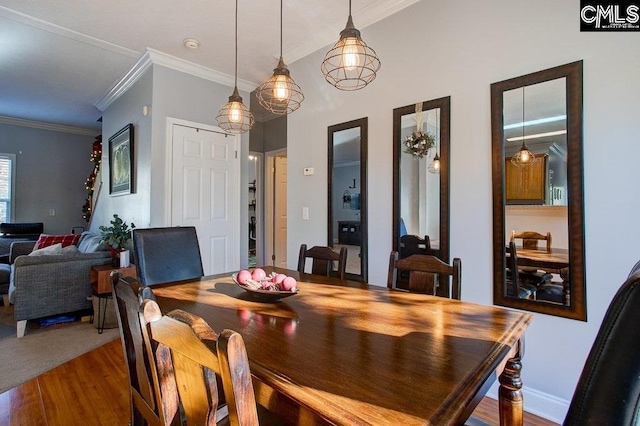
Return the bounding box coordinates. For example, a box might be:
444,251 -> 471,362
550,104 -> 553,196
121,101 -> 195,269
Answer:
0,115 -> 97,136
95,48 -> 258,112
286,0 -> 420,63
0,6 -> 139,59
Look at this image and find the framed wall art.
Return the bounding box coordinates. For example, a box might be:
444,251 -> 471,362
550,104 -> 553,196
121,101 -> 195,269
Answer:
108,123 -> 134,196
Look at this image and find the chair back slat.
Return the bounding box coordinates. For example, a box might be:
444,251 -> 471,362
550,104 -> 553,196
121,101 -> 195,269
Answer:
388,251 -> 462,300
399,234 -> 431,258
297,244 -> 348,279
143,302 -> 260,426
111,273 -> 167,426
510,231 -> 552,252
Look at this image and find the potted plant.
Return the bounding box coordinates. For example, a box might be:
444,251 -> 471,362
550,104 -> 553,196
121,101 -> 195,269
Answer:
99,214 -> 135,266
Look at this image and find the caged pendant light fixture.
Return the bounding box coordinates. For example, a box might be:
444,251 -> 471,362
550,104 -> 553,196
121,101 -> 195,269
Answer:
216,0 -> 254,134
511,87 -> 537,168
256,0 -> 304,115
321,0 -> 381,91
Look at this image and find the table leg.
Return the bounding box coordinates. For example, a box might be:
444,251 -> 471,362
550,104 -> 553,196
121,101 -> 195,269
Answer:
499,338 -> 525,426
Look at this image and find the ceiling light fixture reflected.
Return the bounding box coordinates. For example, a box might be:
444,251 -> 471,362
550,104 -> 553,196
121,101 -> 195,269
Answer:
504,115 -> 566,130
216,0 -> 254,134
507,130 -> 567,142
321,0 -> 381,91
511,87 -> 538,168
256,0 -> 304,115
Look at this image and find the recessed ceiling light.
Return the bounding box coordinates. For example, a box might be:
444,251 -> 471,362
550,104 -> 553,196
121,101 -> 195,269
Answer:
183,38 -> 200,49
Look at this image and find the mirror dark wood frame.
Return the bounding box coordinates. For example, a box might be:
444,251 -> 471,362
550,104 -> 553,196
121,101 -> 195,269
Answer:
491,61 -> 586,321
328,117 -> 368,282
392,97 -> 451,288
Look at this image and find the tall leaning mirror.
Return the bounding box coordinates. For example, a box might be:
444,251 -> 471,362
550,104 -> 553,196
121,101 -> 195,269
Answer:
392,97 -> 450,294
491,61 -> 586,321
328,118 -> 368,282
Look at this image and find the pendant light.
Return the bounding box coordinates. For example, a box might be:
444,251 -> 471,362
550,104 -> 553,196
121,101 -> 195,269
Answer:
428,109 -> 441,174
511,87 -> 537,167
321,0 -> 381,91
256,0 -> 304,114
216,0 -> 254,134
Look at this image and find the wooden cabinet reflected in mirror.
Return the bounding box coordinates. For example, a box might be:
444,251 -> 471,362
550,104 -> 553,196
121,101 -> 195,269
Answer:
491,61 -> 586,321
392,97 -> 450,295
328,118 -> 368,282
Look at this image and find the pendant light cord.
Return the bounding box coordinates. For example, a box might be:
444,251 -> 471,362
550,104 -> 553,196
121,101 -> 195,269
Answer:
234,0 -> 238,88
349,0 -> 352,17
280,0 -> 283,57
521,87 -> 525,140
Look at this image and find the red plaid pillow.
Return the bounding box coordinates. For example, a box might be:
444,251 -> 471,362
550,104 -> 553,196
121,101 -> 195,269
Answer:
35,234 -> 81,249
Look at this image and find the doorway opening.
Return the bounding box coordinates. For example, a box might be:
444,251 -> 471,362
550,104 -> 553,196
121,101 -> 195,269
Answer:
265,149 -> 287,268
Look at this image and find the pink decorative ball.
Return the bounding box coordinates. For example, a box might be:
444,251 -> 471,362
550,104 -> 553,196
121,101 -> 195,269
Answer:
251,268 -> 266,281
272,274 -> 287,284
237,270 -> 251,284
281,276 -> 297,291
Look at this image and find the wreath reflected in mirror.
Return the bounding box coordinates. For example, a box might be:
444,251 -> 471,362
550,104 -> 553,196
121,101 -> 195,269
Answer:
404,131 -> 435,159
404,102 -> 436,159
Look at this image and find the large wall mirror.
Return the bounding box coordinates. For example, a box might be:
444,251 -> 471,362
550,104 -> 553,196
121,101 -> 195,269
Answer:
328,118 -> 368,282
392,97 -> 450,294
491,61 -> 586,321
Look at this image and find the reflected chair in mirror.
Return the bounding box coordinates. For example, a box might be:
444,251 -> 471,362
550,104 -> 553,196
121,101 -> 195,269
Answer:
506,242 -> 538,300
132,226 -> 204,286
297,244 -> 347,280
563,261 -> 640,425
508,242 -> 564,304
510,230 -> 552,252
399,234 -> 431,259
387,251 -> 461,300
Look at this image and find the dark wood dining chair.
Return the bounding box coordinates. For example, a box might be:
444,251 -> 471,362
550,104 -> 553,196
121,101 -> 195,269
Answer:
506,242 -> 537,300
399,234 -> 431,258
510,230 -> 552,252
112,272 -> 280,426
387,251 -> 461,300
563,260 -> 640,425
132,226 -> 204,286
297,244 -> 347,279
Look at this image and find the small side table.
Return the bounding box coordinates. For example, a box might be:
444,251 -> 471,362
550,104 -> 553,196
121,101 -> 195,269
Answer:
90,264 -> 136,333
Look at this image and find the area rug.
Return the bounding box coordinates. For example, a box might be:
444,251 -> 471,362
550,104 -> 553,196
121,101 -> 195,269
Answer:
0,305 -> 119,394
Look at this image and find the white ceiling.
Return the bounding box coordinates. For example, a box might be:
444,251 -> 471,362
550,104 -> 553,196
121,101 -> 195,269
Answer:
0,0 -> 418,133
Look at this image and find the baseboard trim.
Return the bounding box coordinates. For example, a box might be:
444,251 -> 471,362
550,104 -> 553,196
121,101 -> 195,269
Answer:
486,383 -> 569,424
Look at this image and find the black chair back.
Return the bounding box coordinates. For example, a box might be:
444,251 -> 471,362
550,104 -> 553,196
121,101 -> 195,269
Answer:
133,227 -> 204,286
563,261 -> 640,425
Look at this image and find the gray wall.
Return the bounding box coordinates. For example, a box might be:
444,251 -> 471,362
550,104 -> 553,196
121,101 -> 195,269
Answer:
286,0 -> 640,422
0,123 -> 95,234
91,67 -> 153,234
94,64 -> 252,268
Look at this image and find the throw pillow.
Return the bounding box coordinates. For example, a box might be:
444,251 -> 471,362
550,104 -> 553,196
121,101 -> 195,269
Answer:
61,245 -> 80,254
35,234 -> 81,250
77,232 -> 109,253
29,243 -> 63,256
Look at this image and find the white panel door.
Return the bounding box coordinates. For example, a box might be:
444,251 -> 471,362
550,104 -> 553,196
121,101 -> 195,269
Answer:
171,124 -> 239,275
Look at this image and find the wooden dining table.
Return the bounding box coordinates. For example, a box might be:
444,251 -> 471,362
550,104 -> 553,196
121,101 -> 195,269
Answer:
152,267 -> 532,426
512,247 -> 569,274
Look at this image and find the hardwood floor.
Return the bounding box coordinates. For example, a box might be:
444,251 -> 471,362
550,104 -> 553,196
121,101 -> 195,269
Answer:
0,339 -> 558,425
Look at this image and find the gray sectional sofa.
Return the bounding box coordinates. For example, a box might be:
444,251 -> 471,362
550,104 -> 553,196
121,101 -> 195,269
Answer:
9,231 -> 112,337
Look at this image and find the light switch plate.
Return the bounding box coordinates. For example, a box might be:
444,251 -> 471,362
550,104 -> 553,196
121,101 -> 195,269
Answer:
302,207 -> 309,220
303,167 -> 314,176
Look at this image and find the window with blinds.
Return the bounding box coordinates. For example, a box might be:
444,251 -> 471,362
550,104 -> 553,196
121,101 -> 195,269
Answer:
0,155 -> 15,223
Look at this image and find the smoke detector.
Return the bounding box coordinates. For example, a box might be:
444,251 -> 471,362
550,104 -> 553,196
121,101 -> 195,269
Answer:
183,38 -> 200,49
